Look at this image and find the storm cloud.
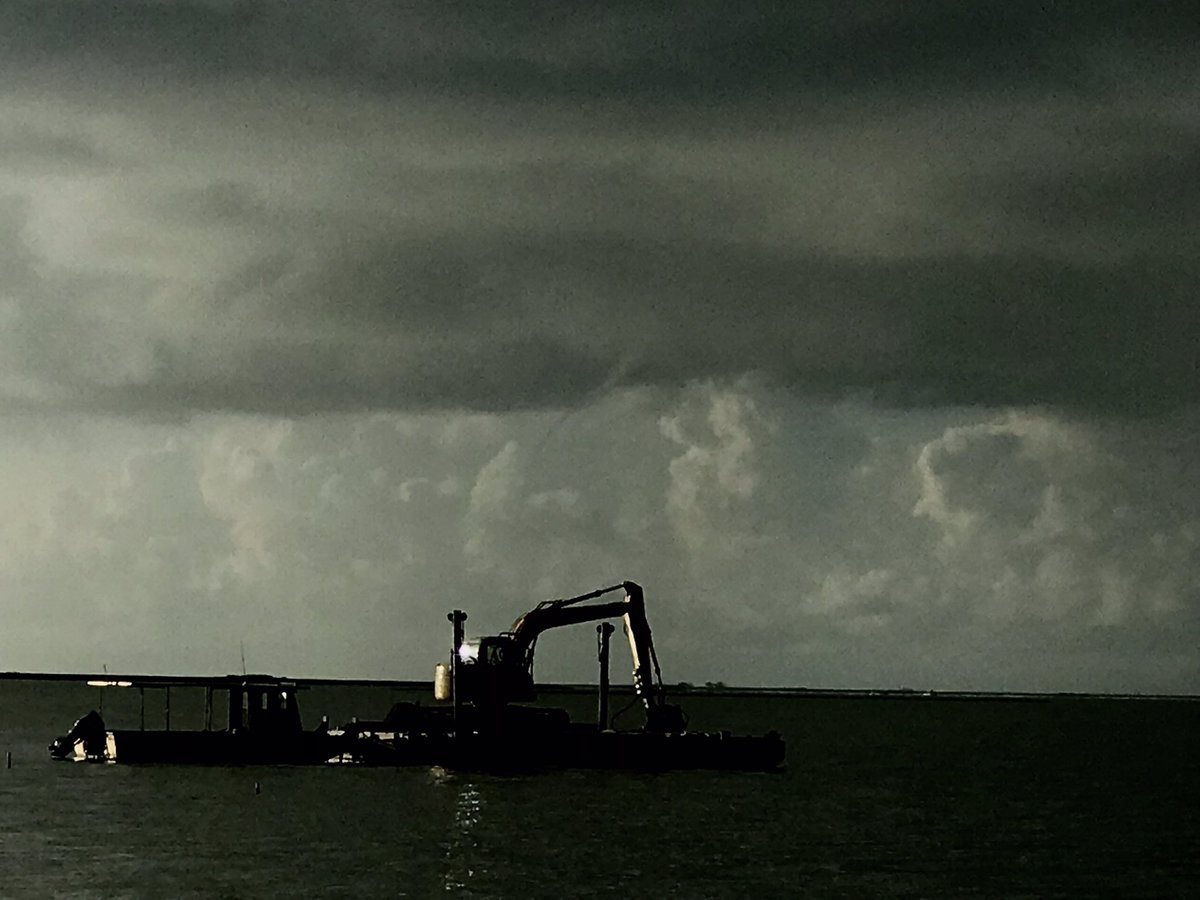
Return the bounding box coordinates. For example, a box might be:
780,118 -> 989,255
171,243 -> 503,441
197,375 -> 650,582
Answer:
1,4 -> 1197,690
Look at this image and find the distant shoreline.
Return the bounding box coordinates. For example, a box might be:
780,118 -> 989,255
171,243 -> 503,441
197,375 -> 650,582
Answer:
3,671 -> 1197,702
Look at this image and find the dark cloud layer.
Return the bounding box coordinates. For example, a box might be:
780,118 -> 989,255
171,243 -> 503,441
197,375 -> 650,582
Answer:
4,2 -> 1196,100
0,3 -> 1197,417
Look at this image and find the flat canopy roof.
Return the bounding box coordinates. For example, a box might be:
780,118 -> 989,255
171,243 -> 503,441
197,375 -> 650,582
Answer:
1,672 -> 431,690
80,674 -> 304,690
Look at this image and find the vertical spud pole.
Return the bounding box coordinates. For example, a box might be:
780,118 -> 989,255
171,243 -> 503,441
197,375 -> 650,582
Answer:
597,622 -> 614,731
448,610 -> 467,738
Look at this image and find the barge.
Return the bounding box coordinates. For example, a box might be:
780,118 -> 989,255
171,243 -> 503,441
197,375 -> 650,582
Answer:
50,582 -> 785,772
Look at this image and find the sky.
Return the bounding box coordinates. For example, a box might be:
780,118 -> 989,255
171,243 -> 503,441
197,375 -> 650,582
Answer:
1,2 -> 1197,692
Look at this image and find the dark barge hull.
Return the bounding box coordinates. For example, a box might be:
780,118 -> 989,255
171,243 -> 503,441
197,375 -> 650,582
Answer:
347,727 -> 786,772
104,729 -> 351,766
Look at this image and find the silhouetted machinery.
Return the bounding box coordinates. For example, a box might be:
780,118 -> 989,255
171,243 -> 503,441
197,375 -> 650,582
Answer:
435,581 -> 686,733
49,580 -> 784,770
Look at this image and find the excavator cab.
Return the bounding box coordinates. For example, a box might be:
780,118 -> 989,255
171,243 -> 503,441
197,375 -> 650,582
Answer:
465,637 -> 510,668
452,635 -> 536,704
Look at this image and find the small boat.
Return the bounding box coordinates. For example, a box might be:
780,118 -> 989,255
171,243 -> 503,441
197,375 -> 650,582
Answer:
49,675 -> 350,765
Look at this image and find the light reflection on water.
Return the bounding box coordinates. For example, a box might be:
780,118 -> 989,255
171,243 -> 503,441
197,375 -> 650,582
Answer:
438,769 -> 485,895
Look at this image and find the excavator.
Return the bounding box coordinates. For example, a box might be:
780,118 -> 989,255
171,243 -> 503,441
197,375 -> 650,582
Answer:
436,581 -> 687,733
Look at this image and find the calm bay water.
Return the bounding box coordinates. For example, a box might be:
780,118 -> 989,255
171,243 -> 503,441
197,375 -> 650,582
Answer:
2,679 -> 1198,897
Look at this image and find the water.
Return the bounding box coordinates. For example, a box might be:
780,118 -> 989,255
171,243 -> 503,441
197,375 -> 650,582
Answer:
2,680 -> 1198,897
